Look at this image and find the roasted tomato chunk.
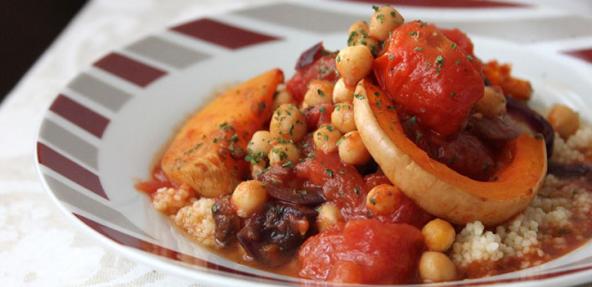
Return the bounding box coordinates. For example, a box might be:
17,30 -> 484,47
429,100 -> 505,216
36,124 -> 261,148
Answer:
299,219 -> 425,284
374,21 -> 484,137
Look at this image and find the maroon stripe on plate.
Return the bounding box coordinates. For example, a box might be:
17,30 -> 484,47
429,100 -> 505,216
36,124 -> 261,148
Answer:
49,95 -> 109,138
73,213 -> 294,283
74,209 -> 592,285
171,18 -> 279,49
94,53 -> 166,87
38,142 -> 108,200
344,0 -> 527,8
564,48 -> 592,64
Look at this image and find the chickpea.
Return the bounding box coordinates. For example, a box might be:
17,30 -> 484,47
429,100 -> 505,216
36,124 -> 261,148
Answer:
332,78 -> 355,104
338,131 -> 370,165
336,45 -> 374,86
419,251 -> 457,283
273,89 -> 295,110
347,20 -> 369,46
331,103 -> 356,133
269,103 -> 307,142
231,180 -> 268,218
357,36 -> 381,57
369,6 -> 404,41
548,104 -> 580,139
247,131 -> 273,160
268,142 -> 300,167
303,80 -> 334,108
317,203 -> 343,232
474,86 -> 507,117
366,184 -> 402,215
422,219 -> 456,252
313,124 -> 343,154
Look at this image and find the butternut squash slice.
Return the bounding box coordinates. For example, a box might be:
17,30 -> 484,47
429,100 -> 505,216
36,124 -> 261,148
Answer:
161,69 -> 284,197
353,80 -> 547,225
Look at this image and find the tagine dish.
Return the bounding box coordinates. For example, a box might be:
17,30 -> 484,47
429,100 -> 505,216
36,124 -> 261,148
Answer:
137,5 -> 592,284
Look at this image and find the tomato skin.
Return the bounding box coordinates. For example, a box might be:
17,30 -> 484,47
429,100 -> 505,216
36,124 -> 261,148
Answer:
374,21 -> 484,137
440,28 -> 483,73
287,55 -> 338,102
298,219 -> 425,284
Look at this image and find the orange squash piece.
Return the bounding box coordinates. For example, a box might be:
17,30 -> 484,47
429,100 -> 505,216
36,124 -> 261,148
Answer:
353,80 -> 547,225
161,69 -> 284,197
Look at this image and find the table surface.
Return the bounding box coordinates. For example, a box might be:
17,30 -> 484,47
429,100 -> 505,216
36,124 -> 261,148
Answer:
1,0 -> 592,286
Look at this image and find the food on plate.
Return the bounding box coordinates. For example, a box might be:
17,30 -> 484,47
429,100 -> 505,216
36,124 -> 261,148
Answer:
137,5 -> 592,284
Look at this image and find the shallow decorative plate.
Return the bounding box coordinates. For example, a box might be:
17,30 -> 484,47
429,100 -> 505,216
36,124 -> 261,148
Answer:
35,0 -> 592,286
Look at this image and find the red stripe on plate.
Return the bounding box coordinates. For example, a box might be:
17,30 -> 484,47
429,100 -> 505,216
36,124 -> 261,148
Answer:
345,0 -> 527,8
50,95 -> 109,138
564,48 -> 592,64
38,142 -> 109,200
94,53 -> 166,87
73,212 -> 294,283
171,18 -> 279,49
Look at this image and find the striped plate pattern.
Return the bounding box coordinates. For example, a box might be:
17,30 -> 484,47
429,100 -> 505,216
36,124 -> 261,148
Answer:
35,0 -> 592,286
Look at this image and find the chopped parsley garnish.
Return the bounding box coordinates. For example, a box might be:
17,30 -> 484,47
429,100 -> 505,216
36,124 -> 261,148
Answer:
434,55 -> 445,73
326,125 -> 335,132
354,93 -> 365,100
409,31 -> 418,37
376,14 -> 385,24
317,89 -> 325,97
451,43 -> 457,49
387,105 -> 397,111
319,106 -> 326,113
347,31 -> 358,46
388,54 -> 395,61
219,122 -> 232,131
372,5 -> 379,11
467,55 -> 474,62
369,197 -> 377,205
245,151 -> 265,165
374,91 -> 381,97
282,160 -> 294,168
325,168 -> 334,178
230,134 -> 239,142
354,186 -> 361,195
414,47 -> 424,52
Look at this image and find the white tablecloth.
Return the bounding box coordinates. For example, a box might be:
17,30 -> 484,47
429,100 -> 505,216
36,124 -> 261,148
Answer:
0,1 -> 270,286
2,0 -> 591,286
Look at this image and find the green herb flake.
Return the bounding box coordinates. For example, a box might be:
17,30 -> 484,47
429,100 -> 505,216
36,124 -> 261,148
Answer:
388,54 -> 395,61
376,14 -> 385,24
325,168 -> 334,178
326,125 -> 335,132
374,91 -> 381,97
369,197 -> 377,205
317,89 -> 325,97
372,5 -> 379,11
354,93 -> 365,100
319,106 -> 326,114
219,122 -> 232,131
409,31 -> 418,37
347,31 -> 358,46
451,43 -> 457,49
414,47 -> 424,52
434,55 -> 445,73
387,105 -> 397,111
282,160 -> 294,168
230,134 -> 239,142
467,55 -> 474,62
